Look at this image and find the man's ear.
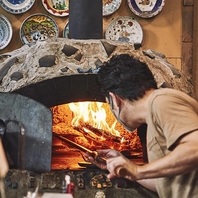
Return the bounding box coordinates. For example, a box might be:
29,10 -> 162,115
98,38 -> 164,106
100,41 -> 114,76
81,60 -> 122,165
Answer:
109,92 -> 122,108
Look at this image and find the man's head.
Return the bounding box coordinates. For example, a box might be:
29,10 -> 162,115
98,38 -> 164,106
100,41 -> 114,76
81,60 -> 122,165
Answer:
97,54 -> 157,102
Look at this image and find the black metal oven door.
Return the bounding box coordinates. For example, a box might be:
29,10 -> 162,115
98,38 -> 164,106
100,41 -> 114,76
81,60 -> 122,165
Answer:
0,92 -> 52,172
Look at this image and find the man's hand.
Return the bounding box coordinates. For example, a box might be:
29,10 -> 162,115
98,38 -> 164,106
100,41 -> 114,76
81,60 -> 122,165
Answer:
84,149 -> 139,180
84,149 -> 119,170
84,149 -> 157,192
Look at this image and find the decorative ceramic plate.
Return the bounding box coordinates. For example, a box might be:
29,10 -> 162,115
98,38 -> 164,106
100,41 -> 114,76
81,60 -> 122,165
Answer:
105,16 -> 143,44
0,0 -> 35,14
20,14 -> 59,45
127,0 -> 165,18
42,0 -> 69,17
103,0 -> 122,16
63,22 -> 69,38
0,14 -> 13,50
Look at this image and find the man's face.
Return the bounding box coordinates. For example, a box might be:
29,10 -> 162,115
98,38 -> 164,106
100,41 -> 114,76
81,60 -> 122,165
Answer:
107,95 -> 136,132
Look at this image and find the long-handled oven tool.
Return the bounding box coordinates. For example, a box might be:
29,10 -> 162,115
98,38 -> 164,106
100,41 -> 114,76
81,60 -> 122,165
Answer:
53,132 -> 106,164
53,132 -> 127,177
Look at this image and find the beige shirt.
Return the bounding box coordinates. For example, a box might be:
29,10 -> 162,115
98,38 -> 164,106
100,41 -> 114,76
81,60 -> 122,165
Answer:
146,88 -> 198,198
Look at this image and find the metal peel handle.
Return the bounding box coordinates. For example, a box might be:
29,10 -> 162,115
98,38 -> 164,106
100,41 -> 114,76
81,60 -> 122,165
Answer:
91,151 -> 107,164
53,133 -> 127,177
53,133 -> 107,164
53,133 -> 96,154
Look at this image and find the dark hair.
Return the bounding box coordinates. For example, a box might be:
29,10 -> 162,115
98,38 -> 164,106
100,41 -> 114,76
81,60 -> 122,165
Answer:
97,54 -> 157,101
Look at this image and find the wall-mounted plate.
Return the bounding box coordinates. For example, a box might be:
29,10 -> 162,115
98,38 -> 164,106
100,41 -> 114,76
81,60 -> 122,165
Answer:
127,0 -> 165,18
42,0 -> 69,17
20,13 -> 59,46
0,0 -> 35,14
0,14 -> 13,50
63,22 -> 69,38
105,16 -> 143,44
103,0 -> 122,16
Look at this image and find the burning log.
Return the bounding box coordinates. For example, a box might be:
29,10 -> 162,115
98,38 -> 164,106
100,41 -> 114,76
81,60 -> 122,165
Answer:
53,124 -> 142,154
73,126 -> 121,150
74,123 -> 122,144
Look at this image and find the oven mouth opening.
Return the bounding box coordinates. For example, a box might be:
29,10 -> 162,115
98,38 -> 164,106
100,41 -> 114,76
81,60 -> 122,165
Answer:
51,101 -> 143,170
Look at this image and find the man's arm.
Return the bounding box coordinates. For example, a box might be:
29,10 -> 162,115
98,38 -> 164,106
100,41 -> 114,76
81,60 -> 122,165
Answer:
86,130 -> 198,190
137,179 -> 157,192
136,130 -> 198,180
105,130 -> 198,181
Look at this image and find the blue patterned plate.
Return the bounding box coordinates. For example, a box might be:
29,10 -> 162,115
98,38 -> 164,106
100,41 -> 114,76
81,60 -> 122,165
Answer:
103,0 -> 122,16
0,0 -> 35,14
127,0 -> 165,18
20,13 -> 59,46
0,14 -> 13,50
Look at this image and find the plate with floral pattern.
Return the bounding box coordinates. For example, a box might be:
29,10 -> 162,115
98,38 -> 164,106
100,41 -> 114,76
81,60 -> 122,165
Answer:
0,0 -> 35,14
20,13 -> 59,46
42,0 -> 69,17
103,0 -> 122,16
127,0 -> 165,18
0,14 -> 13,50
105,16 -> 143,44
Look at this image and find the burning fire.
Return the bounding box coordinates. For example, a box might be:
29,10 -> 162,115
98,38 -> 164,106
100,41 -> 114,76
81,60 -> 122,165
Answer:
68,102 -> 121,138
51,101 -> 142,153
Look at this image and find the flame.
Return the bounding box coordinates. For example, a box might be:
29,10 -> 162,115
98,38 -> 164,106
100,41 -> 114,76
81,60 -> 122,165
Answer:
68,101 -> 121,137
51,101 -> 143,170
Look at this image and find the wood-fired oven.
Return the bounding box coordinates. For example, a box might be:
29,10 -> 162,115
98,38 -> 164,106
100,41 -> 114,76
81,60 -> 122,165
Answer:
0,38 -> 194,198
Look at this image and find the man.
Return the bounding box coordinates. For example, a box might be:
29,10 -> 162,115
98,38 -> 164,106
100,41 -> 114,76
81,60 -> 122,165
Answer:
85,54 -> 198,198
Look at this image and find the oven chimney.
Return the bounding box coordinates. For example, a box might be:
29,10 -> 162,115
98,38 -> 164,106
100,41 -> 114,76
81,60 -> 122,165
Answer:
69,0 -> 103,39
